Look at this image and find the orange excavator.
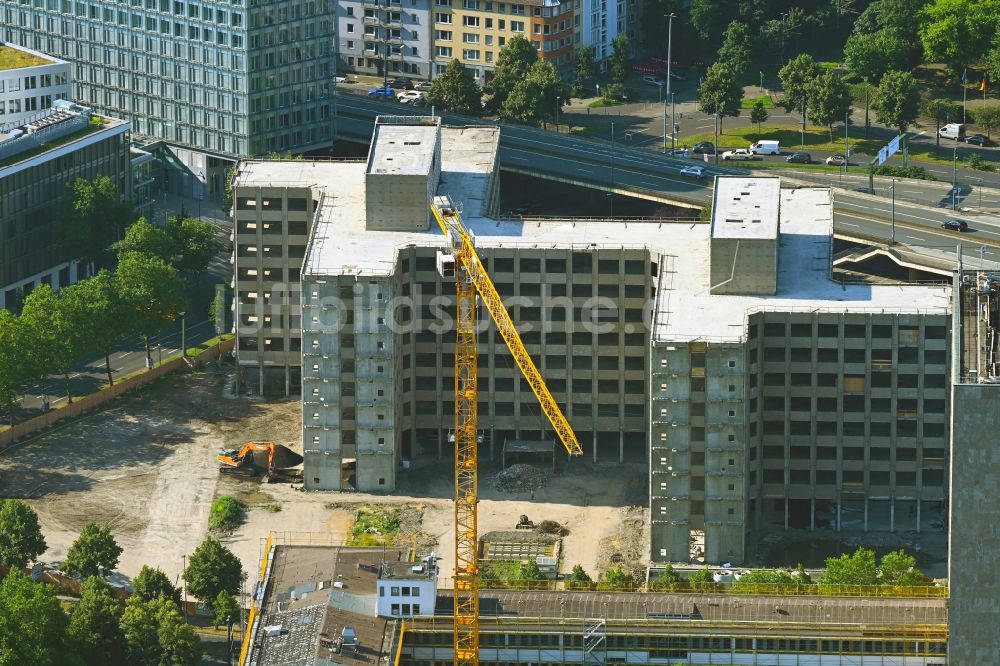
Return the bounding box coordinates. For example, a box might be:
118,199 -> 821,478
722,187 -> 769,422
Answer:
217,441 -> 303,482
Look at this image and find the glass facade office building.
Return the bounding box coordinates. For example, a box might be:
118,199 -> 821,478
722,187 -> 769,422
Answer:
1,0 -> 337,161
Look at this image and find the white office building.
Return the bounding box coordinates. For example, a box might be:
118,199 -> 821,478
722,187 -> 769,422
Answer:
0,42 -> 71,127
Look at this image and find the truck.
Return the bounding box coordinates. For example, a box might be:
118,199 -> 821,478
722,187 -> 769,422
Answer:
748,140 -> 780,155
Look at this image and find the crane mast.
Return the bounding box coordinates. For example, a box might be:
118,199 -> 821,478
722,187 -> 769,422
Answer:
431,196 -> 582,666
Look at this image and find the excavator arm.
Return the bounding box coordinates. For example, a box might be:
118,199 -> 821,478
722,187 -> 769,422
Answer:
431,198 -> 583,457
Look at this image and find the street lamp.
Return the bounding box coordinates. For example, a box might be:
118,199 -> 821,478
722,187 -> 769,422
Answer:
179,311 -> 187,357
555,96 -> 561,131
609,121 -> 615,218
663,12 -> 676,155
952,145 -> 958,211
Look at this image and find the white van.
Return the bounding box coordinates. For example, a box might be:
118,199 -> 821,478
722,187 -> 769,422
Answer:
938,123 -> 965,140
748,140 -> 780,155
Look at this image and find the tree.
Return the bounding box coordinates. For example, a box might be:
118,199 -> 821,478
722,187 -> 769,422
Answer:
717,21 -> 752,77
60,175 -> 134,267
689,568 -> 715,584
821,547 -> 877,586
649,563 -> 682,591
872,69 -> 920,134
697,62 -> 744,131
427,59 -> 483,116
599,565 -> 633,589
500,60 -> 567,127
794,563 -> 813,585
808,71 -> 853,141
927,97 -> 959,147
517,559 -> 545,582
0,310 -> 31,425
117,218 -> 176,263
132,565 -> 182,607
122,596 -> 201,666
987,34 -> 1000,83
732,569 -> 797,591
778,54 -> 819,137
688,0 -> 721,42
566,564 -> 592,584
0,499 -> 47,569
167,216 -> 223,285
973,105 -> 1000,139
484,35 -> 537,113
68,577 -> 127,666
750,100 -> 769,134
0,569 -> 81,666
68,270 -> 133,387
221,165 -> 238,216
919,0 -> 1000,76
609,34 -> 631,88
183,537 -> 243,604
65,522 -> 123,579
212,591 -> 239,629
19,285 -> 90,403
116,253 -> 187,368
571,46 -> 596,98
878,549 -> 927,585
843,29 -> 908,83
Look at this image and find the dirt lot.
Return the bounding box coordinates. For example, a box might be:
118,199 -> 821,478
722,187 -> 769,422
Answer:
0,367 -> 649,590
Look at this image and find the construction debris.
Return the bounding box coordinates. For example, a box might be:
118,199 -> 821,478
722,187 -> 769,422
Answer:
492,464 -> 547,493
597,506 -> 647,584
537,520 -> 569,537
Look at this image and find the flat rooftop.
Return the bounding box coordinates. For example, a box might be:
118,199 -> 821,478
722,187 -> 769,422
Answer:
0,105 -> 127,171
440,589 -> 948,626
250,545 -> 408,666
379,559 -> 438,580
367,122 -> 438,176
0,43 -> 56,71
711,177 -> 780,239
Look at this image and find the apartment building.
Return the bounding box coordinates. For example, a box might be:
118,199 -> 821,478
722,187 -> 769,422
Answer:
0,42 -> 71,126
1,0 -> 336,188
0,100 -> 130,310
576,0 -> 636,65
337,0 -> 432,79
649,179 -> 952,565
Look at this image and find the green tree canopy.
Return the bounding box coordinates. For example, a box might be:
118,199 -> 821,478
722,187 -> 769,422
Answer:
571,46 -> 596,97
68,577 -> 127,666
427,59 -> 483,116
0,499 -> 47,569
0,310 -> 31,424
844,28 -> 908,83
717,21 -> 753,77
122,596 -> 201,666
872,69 -> 920,133
688,0 -> 721,42
808,71 -> 853,140
599,565 -> 633,589
0,569 -> 81,666
500,60 -> 567,127
919,0 -> 1000,76
117,218 -> 176,263
973,105 -> 1000,139
566,564 -> 591,583
116,253 -> 188,367
821,547 -> 878,585
609,34 -> 631,87
485,35 -> 538,113
212,591 -> 240,629
733,569 -> 797,590
65,522 -> 123,579
689,568 -> 715,584
987,33 -> 1000,83
183,537 -> 243,604
132,565 -> 182,607
778,53 -> 819,114
60,175 -> 134,266
795,563 -> 814,585
649,563 -> 682,591
167,216 -> 223,285
67,270 -> 134,387
697,62 -> 744,128
878,549 -> 928,585
750,100 -> 769,133
19,285 -> 91,403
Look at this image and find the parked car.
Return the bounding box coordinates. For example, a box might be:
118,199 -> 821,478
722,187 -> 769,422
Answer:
367,87 -> 395,98
941,219 -> 969,232
825,154 -> 847,166
964,134 -> 991,146
388,78 -> 414,90
642,74 -> 666,87
721,149 -> 754,161
667,147 -> 690,157
335,75 -> 354,83
680,165 -> 706,178
692,141 -> 715,155
786,152 -> 811,163
397,90 -> 426,104
415,81 -> 434,92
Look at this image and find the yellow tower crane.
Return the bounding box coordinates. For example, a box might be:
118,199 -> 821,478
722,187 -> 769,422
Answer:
431,196 -> 583,666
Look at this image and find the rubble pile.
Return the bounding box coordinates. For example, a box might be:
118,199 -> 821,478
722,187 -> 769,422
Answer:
492,464 -> 547,493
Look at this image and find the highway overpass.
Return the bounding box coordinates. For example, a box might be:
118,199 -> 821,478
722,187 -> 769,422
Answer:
335,95 -> 1000,271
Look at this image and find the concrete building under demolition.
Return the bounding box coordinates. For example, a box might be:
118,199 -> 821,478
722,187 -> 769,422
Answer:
231,116 -> 954,565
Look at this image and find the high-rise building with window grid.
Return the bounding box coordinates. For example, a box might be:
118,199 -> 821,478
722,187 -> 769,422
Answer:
1,0 -> 337,193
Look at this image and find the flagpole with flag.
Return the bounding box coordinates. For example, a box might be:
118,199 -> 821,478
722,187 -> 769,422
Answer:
962,68 -> 967,122
982,75 -> 988,108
